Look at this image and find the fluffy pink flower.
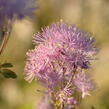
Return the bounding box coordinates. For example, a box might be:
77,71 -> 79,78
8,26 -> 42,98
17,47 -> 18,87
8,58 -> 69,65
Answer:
74,71 -> 95,98
25,43 -> 61,82
33,22 -> 97,69
25,22 -> 98,107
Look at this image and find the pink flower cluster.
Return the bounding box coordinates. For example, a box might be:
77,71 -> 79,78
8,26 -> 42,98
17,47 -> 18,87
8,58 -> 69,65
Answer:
25,21 -> 98,109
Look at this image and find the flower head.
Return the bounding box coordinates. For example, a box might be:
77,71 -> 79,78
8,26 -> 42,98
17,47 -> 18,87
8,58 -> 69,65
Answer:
25,43 -> 62,83
0,0 -> 36,24
38,95 -> 54,109
67,97 -> 77,105
25,21 -> 97,84
74,71 -> 95,98
25,21 -> 98,108
33,22 -> 97,69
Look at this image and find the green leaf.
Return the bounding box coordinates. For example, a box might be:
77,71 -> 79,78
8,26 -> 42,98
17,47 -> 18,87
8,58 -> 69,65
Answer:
1,63 -> 13,68
1,69 -> 17,78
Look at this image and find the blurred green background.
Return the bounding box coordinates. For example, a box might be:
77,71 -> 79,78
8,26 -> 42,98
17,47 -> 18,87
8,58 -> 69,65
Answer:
0,0 -> 109,109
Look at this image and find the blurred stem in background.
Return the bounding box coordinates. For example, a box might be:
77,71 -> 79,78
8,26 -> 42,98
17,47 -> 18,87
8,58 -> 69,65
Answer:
0,0 -> 37,55
0,19 -> 14,55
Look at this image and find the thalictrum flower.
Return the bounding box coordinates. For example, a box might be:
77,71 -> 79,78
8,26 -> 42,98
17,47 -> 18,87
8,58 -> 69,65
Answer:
33,22 -> 97,69
25,44 -> 62,83
25,21 -> 98,108
38,95 -> 54,109
74,71 -> 95,98
0,0 -> 36,22
67,97 -> 77,105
